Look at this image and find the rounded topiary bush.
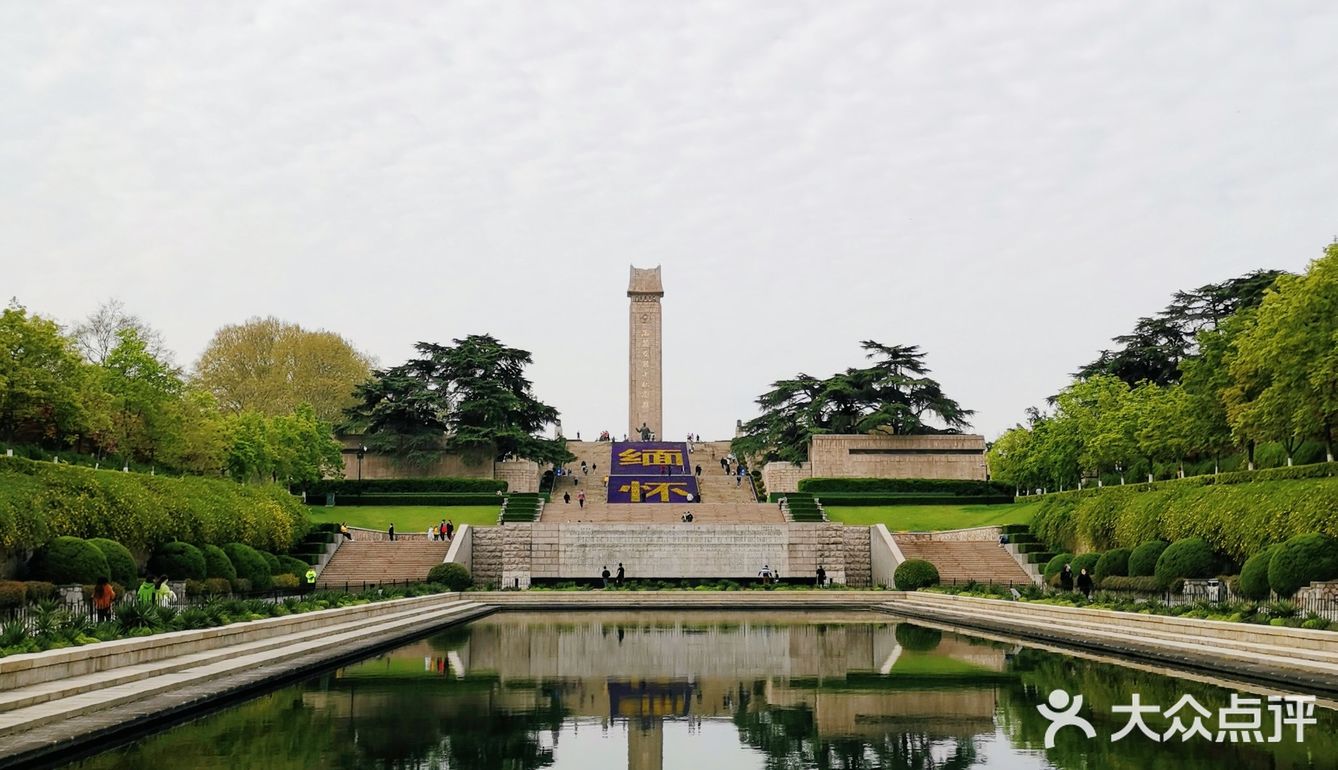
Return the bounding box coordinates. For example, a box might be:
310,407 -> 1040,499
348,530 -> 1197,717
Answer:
223,543 -> 273,591
202,545 -> 237,582
1070,552 -> 1101,580
894,623 -> 943,651
894,559 -> 940,590
148,542 -> 207,581
258,551 -> 282,574
1239,545 -> 1281,600
1043,553 -> 1073,583
29,537 -> 112,585
1094,547 -> 1131,583
1154,537 -> 1218,590
87,538 -> 138,587
1268,533 -> 1338,598
1128,540 -> 1169,577
427,563 -> 472,591
279,555 -> 311,578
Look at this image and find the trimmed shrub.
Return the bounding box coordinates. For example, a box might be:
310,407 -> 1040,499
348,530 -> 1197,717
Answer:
1098,576 -> 1161,593
278,555 -> 311,578
88,538 -> 138,587
204,577 -> 232,596
800,477 -> 1012,496
1093,548 -> 1131,583
0,456 -> 308,555
272,574 -> 300,590
148,542 -> 207,581
223,543 -> 273,591
318,493 -> 504,507
28,536 -> 111,584
1043,553 -> 1074,582
1239,545 -> 1281,600
297,477 -> 506,496
893,559 -> 940,590
0,580 -> 26,609
427,562 -> 472,591
258,551 -> 281,574
1128,541 -> 1169,577
23,581 -> 56,601
894,623 -> 943,651
202,545 -> 236,582
1154,537 -> 1218,590
1070,552 -> 1101,579
1268,533 -> 1338,598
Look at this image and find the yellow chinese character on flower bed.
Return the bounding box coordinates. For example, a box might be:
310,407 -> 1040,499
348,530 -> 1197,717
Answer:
617,481 -> 693,502
618,448 -> 683,467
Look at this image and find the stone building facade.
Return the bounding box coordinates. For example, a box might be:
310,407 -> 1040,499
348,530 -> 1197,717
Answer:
764,434 -> 988,493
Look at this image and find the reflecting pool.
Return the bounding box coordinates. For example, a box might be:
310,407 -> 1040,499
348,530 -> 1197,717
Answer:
58,611 -> 1338,769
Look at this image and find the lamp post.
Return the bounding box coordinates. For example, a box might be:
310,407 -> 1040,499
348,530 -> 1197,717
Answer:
357,445 -> 366,482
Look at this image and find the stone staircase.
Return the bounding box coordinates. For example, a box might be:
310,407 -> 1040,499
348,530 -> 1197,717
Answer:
542,502 -> 784,524
316,541 -> 451,588
893,537 -> 1036,586
691,441 -> 759,504
551,440 -> 611,506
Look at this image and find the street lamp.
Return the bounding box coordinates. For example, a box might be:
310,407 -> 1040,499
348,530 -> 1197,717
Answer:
357,445 -> 366,482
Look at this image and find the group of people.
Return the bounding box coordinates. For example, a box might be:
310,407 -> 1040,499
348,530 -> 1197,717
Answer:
1057,562 -> 1096,598
562,489 -> 587,508
429,519 -> 455,541
719,456 -> 749,486
600,563 -> 626,587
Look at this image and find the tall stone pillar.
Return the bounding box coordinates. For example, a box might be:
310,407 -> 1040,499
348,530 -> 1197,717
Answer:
628,266 -> 664,439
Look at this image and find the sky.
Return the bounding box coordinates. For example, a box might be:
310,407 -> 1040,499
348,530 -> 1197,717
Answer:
4,2 -> 1336,442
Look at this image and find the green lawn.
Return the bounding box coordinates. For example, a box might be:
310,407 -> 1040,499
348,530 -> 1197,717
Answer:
823,501 -> 1038,531
305,505 -> 501,532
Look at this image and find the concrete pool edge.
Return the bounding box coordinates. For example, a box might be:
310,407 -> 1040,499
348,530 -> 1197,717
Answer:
4,589 -> 1338,768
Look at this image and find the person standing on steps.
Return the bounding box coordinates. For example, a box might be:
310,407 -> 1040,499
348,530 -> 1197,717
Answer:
388,523 -> 396,541
601,566 -> 611,588
616,563 -> 625,586
695,464 -> 702,478
446,519 -> 455,541
578,490 -> 586,509
563,491 -> 571,504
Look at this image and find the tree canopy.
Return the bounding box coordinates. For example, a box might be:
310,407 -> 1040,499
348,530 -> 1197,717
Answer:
194,316 -> 373,424
732,341 -> 973,464
343,334 -> 570,466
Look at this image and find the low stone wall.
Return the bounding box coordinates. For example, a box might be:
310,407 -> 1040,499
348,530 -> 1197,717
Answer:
763,461 -> 812,495
894,526 -> 1002,543
842,526 -> 871,587
496,459 -> 541,493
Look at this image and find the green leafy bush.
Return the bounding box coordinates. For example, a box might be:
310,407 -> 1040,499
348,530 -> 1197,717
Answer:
317,493 -> 504,507
1128,541 -> 1169,577
799,477 -> 1012,496
272,574 -> 300,590
0,457 -> 308,554
1043,553 -> 1073,582
1239,545 -> 1281,600
893,559 -> 940,590
28,537 -> 111,584
147,542 -> 207,581
1098,576 -> 1161,593
258,551 -> 281,574
1268,533 -> 1338,597
202,545 -> 236,582
24,581 -> 56,601
278,555 -> 311,577
1093,548 -> 1131,582
223,543 -> 273,591
87,538 -> 138,587
811,493 -> 1015,506
297,477 -> 506,496
1030,476 -> 1338,562
1070,552 -> 1101,579
427,563 -> 472,591
0,581 -> 26,609
1154,537 -> 1218,590
893,623 -> 943,651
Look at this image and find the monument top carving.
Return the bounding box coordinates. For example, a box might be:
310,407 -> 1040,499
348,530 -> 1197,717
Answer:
628,265 -> 664,296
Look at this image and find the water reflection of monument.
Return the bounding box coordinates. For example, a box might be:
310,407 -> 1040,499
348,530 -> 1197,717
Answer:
316,612 -> 1018,770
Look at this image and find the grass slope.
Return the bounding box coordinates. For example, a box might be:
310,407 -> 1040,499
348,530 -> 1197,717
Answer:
305,505 -> 501,532
824,501 -> 1038,531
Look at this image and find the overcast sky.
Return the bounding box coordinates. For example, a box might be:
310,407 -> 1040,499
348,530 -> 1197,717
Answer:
4,2 -> 1336,441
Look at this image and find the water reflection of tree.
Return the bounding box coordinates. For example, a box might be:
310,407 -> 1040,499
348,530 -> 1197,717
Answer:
731,696 -> 978,770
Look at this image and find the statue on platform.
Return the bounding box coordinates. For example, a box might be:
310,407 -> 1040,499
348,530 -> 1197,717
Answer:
638,422 -> 652,442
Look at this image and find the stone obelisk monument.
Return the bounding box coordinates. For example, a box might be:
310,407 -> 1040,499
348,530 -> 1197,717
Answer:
628,265 -> 664,439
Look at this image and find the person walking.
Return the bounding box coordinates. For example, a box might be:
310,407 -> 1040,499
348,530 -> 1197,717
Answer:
601,566 -> 611,588
578,490 -> 586,509
136,577 -> 155,606
1059,563 -> 1074,592
304,568 -> 318,593
388,523 -> 396,542
720,457 -> 728,473
427,525 -> 435,540
92,577 -> 115,623
759,565 -> 773,585
446,519 -> 455,541
153,575 -> 176,607
1076,568 -> 1094,599
695,464 -> 702,478
563,491 -> 571,504
816,565 -> 826,588
616,563 -> 625,586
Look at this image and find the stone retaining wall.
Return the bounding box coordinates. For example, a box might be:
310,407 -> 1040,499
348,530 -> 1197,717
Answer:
894,526 -> 1002,543
842,526 -> 872,587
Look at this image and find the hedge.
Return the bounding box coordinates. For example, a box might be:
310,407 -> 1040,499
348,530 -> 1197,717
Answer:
813,494 -> 1015,506
1238,545 -> 1280,600
894,559 -> 940,590
1043,553 -> 1073,582
258,551 -> 282,574
1154,537 -> 1218,590
297,478 -> 507,496
800,478 -> 1012,496
0,457 -> 308,555
426,562 -> 471,590
1098,576 -> 1162,593
279,555 -> 312,578
202,545 -> 237,582
148,542 -> 207,581
1029,476 -> 1338,562
1093,548 -> 1130,582
28,537 -> 110,585
1128,540 -> 1169,577
314,494 -> 503,507
223,543 -> 273,591
1268,533 -> 1338,597
88,538 -> 138,586
1070,553 -> 1100,579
